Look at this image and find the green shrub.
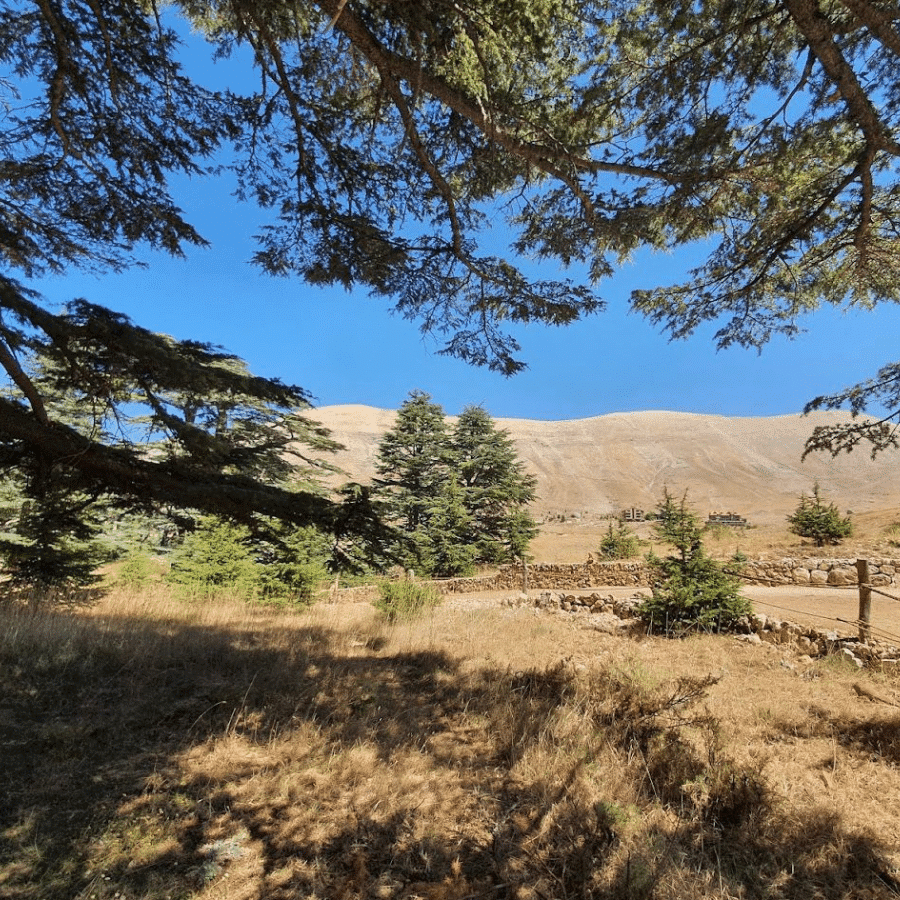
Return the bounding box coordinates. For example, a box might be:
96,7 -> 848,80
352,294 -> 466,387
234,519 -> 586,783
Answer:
167,517 -> 261,600
374,580 -> 442,623
638,490 -> 751,635
787,482 -> 852,546
597,520 -> 642,559
115,551 -> 158,590
256,525 -> 331,605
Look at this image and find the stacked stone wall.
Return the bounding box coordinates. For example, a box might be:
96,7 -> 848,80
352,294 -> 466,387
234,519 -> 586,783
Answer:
434,561 -> 649,594
741,556 -> 900,587
433,556 -> 900,593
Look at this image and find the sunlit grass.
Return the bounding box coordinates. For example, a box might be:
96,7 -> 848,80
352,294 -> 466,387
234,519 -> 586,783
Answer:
1,586 -> 899,899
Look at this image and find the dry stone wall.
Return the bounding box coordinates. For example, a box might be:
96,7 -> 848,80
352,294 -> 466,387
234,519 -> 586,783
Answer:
433,556 -> 900,593
435,561 -> 649,594
507,591 -> 900,667
742,557 -> 899,587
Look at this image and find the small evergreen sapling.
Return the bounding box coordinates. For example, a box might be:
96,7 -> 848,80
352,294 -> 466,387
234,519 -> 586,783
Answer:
167,517 -> 261,600
598,520 -> 642,559
639,491 -> 751,634
787,483 -> 853,547
256,525 -> 332,605
374,579 -> 442,623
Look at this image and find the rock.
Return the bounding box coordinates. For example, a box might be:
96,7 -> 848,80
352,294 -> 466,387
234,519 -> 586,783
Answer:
810,570 -> 829,586
736,633 -> 762,645
840,647 -> 864,668
617,617 -> 644,635
828,567 -> 857,586
792,567 -> 811,584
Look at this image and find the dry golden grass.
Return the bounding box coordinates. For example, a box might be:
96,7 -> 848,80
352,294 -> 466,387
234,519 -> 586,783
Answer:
531,507 -> 900,564
2,585 -> 900,900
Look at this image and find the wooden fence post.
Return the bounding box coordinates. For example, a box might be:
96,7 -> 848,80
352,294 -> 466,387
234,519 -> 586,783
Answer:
856,558 -> 872,643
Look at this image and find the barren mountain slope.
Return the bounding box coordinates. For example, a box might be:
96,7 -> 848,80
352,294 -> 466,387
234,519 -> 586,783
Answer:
308,406 -> 900,525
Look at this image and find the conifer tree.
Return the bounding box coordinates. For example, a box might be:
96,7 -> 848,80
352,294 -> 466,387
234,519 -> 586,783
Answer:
255,524 -> 332,603
427,476 -> 478,578
374,393 -> 537,574
374,391 -> 451,572
452,406 -> 537,563
0,463 -> 110,587
640,490 -> 750,634
167,517 -> 261,599
787,483 -> 853,547
4,0 -> 900,527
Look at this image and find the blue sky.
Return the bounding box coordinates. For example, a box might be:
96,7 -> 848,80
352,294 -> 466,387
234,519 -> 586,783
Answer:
29,22 -> 900,422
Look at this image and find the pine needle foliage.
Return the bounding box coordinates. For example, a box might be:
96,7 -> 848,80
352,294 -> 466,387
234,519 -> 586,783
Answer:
787,483 -> 853,547
640,490 -> 751,635
598,520 -> 642,560
3,0 -> 900,535
374,392 -> 537,576
115,551 -> 159,591
0,464 -> 111,587
255,525 -> 332,605
167,517 -> 261,601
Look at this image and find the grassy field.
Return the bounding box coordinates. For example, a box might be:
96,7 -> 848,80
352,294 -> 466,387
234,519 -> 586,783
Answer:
2,581 -> 900,900
530,507 -> 900,564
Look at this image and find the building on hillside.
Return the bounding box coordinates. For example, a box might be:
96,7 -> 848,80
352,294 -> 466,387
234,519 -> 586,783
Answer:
707,511 -> 748,528
621,507 -> 645,522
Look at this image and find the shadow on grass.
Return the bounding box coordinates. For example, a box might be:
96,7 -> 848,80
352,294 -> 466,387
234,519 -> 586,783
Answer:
770,701 -> 900,766
1,604 -> 898,899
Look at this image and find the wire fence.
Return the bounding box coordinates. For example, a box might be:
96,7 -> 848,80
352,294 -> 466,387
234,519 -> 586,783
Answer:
732,561 -> 900,646
860,582 -> 900,604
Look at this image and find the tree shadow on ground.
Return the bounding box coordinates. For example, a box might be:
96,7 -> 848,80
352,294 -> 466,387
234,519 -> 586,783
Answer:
1,606 -> 898,899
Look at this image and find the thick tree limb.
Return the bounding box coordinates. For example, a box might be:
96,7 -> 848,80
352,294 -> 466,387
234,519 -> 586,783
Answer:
0,397 -> 339,528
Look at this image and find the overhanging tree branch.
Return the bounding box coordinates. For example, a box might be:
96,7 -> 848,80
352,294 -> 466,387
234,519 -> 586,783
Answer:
0,396 -> 339,528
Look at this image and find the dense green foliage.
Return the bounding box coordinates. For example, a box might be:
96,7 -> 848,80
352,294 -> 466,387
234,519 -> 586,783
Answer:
452,406 -> 539,563
115,551 -> 159,591
255,525 -> 333,604
166,517 -> 333,603
787,483 -> 853,547
374,392 -> 537,577
640,491 -> 751,634
374,579 -> 443,623
167,517 -> 262,600
597,520 -> 642,560
2,0 -> 900,566
0,470 -> 110,587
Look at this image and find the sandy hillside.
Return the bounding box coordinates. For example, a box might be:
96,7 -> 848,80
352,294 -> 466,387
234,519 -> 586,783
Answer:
304,405 -> 900,526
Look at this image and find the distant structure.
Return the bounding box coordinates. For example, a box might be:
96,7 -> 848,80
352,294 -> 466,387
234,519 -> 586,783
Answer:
707,511 -> 748,528
621,507 -> 645,522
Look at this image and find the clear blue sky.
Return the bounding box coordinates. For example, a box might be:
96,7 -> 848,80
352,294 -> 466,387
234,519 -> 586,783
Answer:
28,22 -> 900,422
